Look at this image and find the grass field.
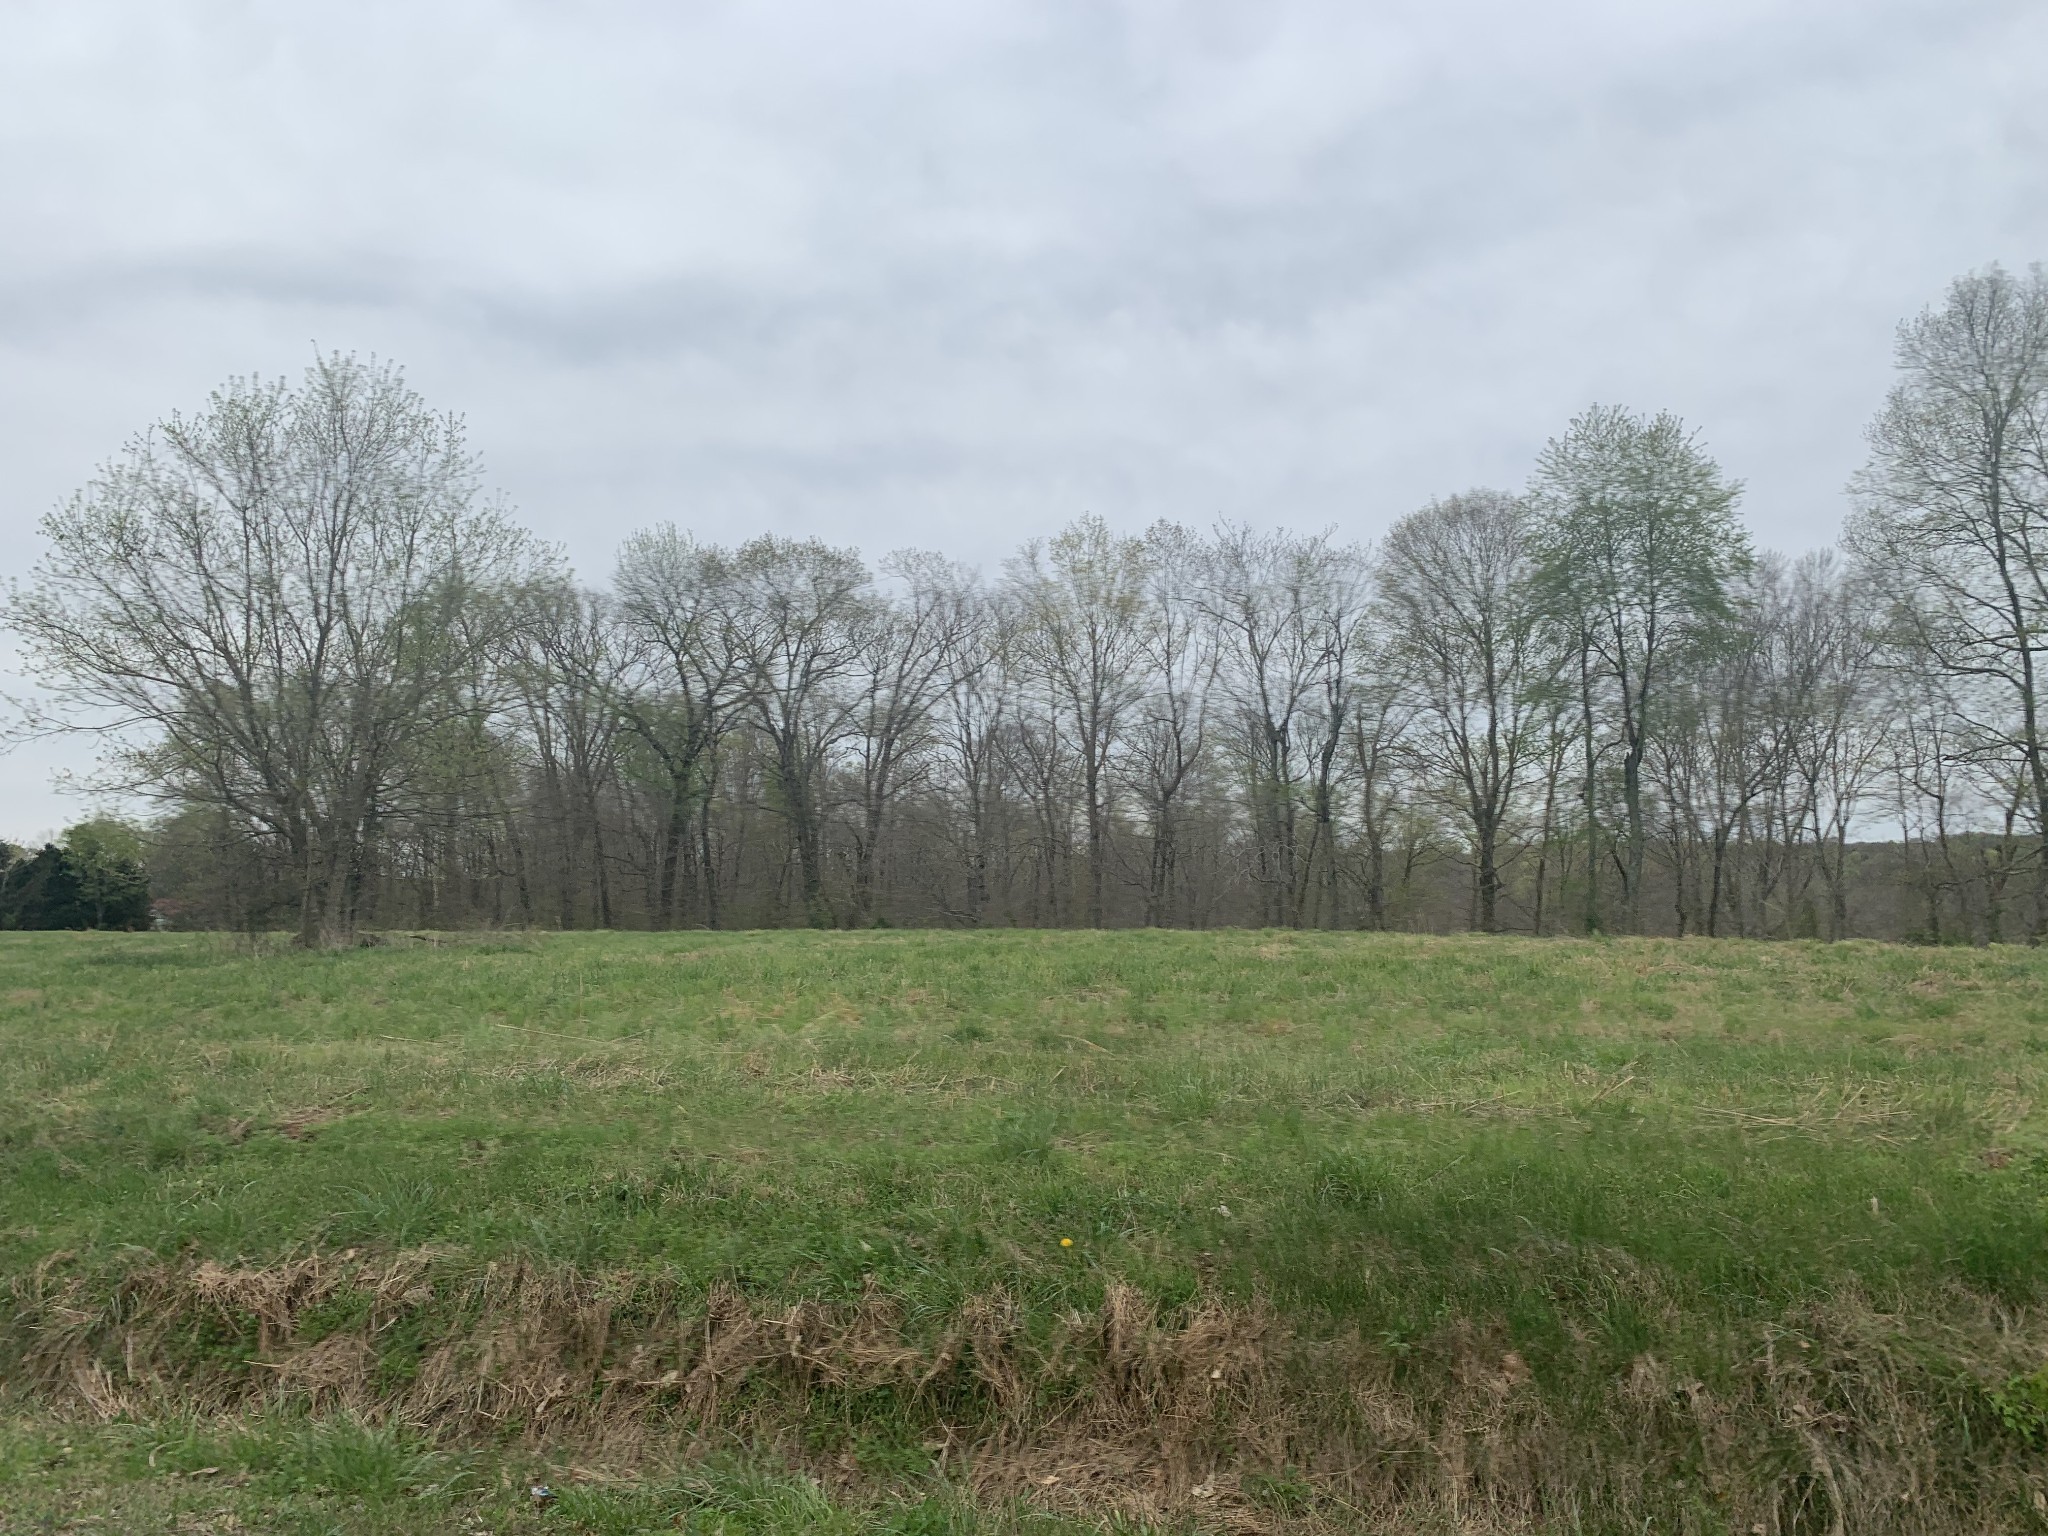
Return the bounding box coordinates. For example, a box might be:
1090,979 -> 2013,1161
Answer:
2,929 -> 2047,1533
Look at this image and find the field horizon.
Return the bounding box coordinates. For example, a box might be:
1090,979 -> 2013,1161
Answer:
3,927 -> 2046,1533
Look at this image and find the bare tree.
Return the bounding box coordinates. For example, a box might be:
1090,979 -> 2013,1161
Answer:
1296,549 -> 1370,929
932,585 -> 1011,925
1006,516 -> 1150,928
1846,263 -> 2048,938
1127,521 -> 1218,926
611,528 -> 749,927
732,536 -> 871,928
1378,491 -> 1555,932
840,551 -> 977,925
6,355 -> 542,946
1651,558 -> 1794,937
1881,662 -> 1991,943
1772,553 -> 1887,939
1202,526 -> 1363,926
1349,659 -> 1420,931
506,579 -> 628,929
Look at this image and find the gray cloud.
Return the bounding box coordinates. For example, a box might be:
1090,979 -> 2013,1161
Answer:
3,0 -> 2045,833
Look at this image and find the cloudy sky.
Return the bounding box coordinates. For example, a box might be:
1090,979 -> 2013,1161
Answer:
1,0 -> 2043,835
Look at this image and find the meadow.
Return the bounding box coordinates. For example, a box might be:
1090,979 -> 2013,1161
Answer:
1,928 -> 2045,1533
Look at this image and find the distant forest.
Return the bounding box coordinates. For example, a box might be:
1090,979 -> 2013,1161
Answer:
9,265 -> 2048,946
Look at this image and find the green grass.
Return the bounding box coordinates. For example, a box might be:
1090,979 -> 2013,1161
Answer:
0,1409 -> 1107,1534
3,929 -> 2047,1531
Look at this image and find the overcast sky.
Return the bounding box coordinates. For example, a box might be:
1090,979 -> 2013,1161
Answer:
2,0 -> 2044,837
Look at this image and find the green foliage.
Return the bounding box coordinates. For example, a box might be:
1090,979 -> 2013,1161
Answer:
230,1415 -> 457,1501
0,819 -> 151,930
1240,1467 -> 1313,1515
0,1413 -> 1121,1534
1989,1365 -> 2048,1446
1530,403 -> 1751,641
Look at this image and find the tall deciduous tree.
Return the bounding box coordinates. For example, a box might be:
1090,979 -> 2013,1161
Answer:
6,355 -> 542,946
1129,521 -> 1217,927
841,551 -> 977,925
1202,526 -> 1364,926
507,578 -> 629,929
1531,406 -> 1750,932
1846,264 -> 2048,937
732,536 -> 872,928
611,528 -> 749,927
1379,490 -> 1555,932
1006,515 -> 1150,929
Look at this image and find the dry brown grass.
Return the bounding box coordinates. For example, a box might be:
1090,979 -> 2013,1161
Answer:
8,1251 -> 2048,1532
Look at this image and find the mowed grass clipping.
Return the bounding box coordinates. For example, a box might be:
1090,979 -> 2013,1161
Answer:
3,929 -> 2048,1532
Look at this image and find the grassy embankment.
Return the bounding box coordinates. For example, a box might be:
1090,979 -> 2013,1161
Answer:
1,929 -> 2046,1533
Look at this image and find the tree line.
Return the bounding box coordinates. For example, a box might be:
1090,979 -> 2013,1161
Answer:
0,820 -> 152,931
9,265 -> 2048,946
